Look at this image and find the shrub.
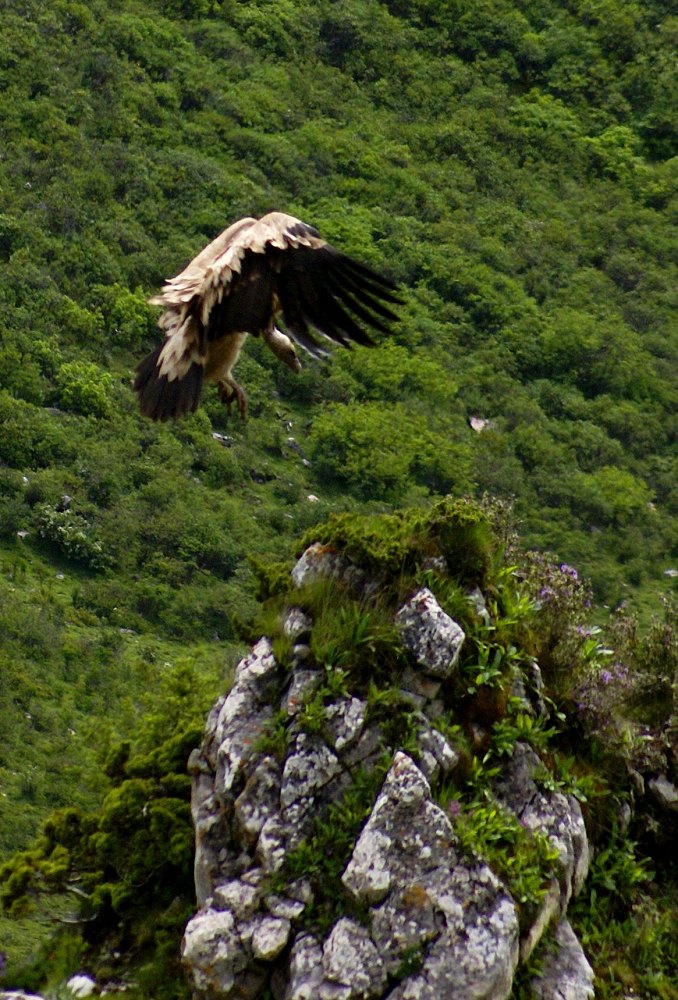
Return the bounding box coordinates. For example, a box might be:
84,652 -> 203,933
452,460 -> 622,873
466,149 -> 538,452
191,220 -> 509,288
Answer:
0,391 -> 73,468
36,504 -> 110,570
56,361 -> 114,418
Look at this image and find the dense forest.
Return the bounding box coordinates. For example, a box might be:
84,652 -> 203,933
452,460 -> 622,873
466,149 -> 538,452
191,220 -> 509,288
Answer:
0,0 -> 676,992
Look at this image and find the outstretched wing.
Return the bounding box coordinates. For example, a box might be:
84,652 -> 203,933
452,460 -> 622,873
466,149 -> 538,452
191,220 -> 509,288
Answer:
190,211 -> 402,356
134,212 -> 402,420
275,238 -> 402,357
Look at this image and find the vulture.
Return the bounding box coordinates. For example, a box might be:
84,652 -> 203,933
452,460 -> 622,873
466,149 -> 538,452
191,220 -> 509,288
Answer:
134,211 -> 402,421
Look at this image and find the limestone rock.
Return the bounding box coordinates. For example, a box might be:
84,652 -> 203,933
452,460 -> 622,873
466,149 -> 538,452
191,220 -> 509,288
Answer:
321,917 -> 387,998
341,723 -> 384,771
290,643 -> 312,665
251,916 -> 292,960
529,919 -> 595,999
466,586 -> 491,623
285,670 -> 321,716
233,636 -> 279,687
0,993 -> 48,1000
234,755 -> 282,844
648,775 -> 678,813
322,697 -> 367,752
519,880 -> 562,964
182,569 -> 596,1000
343,752 -> 442,905
344,753 -> 519,1000
291,543 -> 365,592
65,976 -> 96,999
398,665 -> 442,705
395,588 -> 465,679
285,933 -> 325,1000
182,909 -> 252,995
190,747 -> 232,908
414,715 -> 460,782
213,878 -> 262,919
492,743 -> 589,907
256,813 -> 287,873
281,732 -> 342,807
265,892 -> 307,921
283,607 -> 313,642
215,638 -> 279,796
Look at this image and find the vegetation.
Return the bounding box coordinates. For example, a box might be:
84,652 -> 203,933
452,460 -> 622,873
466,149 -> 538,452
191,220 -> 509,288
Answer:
1,726 -> 200,998
2,497 -> 678,996
0,0 -> 676,994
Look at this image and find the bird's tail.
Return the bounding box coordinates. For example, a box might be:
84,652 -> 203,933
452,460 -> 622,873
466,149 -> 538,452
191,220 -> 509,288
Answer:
133,343 -> 204,421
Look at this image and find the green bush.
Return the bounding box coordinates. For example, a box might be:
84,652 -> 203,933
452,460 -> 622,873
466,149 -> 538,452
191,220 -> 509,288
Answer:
0,391 -> 74,468
0,726 -> 200,995
309,401 -> 473,501
56,361 -> 114,418
36,503 -> 110,570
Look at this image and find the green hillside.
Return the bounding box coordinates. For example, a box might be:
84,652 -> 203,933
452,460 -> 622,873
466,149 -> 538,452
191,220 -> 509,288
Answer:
0,0 -> 676,989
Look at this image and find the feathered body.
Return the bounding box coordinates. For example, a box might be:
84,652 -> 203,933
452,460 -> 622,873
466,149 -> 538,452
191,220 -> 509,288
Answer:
133,211 -> 401,421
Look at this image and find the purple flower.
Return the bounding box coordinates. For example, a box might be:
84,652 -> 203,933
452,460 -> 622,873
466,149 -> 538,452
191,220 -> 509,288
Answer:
600,670 -> 613,684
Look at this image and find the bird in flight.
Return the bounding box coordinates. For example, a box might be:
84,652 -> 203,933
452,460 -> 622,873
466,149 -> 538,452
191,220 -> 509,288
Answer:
134,211 -> 402,421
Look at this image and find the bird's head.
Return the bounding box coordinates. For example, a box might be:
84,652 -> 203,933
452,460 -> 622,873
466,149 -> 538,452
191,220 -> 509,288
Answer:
268,327 -> 302,373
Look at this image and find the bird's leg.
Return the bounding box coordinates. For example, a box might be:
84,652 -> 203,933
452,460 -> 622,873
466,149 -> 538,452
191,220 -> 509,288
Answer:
218,377 -> 248,419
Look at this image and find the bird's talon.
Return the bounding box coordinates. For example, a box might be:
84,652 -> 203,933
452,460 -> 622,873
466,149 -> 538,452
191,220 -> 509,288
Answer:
219,381 -> 247,419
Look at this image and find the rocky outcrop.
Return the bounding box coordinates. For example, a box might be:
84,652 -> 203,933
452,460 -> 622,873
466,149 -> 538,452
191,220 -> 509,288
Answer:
182,543 -> 594,999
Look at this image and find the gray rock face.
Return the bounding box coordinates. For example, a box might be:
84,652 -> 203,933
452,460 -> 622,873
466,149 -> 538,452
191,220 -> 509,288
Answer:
182,543 -> 593,1000
281,732 -> 341,807
291,543 -> 366,592
285,933 -> 324,1000
529,919 -> 595,999
648,775 -> 678,812
322,697 -> 367,752
234,755 -> 282,846
395,588 -> 465,678
182,909 -> 252,995
344,753 -> 519,1000
492,743 -> 590,908
283,607 -> 313,642
414,713 -> 461,782
65,976 -> 96,999
321,918 -> 387,998
215,637 -> 279,795
251,916 -> 292,960
285,670 -> 321,715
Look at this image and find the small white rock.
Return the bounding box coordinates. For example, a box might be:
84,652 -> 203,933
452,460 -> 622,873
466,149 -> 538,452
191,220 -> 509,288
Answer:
283,607 -> 313,642
212,879 -> 261,919
396,589 -> 465,679
251,916 -> 291,960
66,976 -> 96,998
